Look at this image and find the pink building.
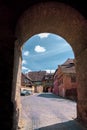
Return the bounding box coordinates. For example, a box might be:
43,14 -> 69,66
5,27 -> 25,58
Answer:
53,69 -> 59,95
53,59 -> 78,100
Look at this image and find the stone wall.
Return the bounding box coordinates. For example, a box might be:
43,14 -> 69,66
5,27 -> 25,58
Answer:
15,2 -> 87,125
76,49 -> 87,125
12,40 -> 22,130
0,1 -> 87,129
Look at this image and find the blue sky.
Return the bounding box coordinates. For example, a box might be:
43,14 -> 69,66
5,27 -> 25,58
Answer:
22,33 -> 74,73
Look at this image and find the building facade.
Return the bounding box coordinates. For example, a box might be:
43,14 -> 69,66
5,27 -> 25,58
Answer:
53,69 -> 59,95
42,73 -> 54,92
21,73 -> 34,93
53,59 -> 78,100
28,71 -> 46,93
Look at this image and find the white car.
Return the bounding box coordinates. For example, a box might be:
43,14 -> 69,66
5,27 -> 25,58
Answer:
21,89 -> 31,96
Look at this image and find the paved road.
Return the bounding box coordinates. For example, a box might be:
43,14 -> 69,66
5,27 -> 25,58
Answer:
20,93 -> 86,130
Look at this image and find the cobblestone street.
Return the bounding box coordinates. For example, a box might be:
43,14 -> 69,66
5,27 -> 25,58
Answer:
20,93 -> 86,130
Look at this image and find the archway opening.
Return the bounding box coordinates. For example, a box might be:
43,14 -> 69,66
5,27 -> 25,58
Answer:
13,1 -> 87,129
20,32 -> 77,129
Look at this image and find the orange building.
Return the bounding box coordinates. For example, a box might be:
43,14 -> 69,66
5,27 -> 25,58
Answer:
53,59 -> 78,100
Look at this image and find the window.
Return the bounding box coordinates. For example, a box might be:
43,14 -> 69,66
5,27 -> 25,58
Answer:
71,75 -> 76,82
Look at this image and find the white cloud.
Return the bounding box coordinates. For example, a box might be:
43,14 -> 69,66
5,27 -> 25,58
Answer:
46,69 -> 55,73
23,51 -> 29,56
22,60 -> 27,65
24,69 -> 32,74
22,66 -> 28,70
21,66 -> 32,73
38,33 -> 49,38
34,45 -> 46,53
51,70 -> 55,73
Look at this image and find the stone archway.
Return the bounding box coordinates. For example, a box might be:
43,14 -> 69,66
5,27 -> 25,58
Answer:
14,1 -> 87,128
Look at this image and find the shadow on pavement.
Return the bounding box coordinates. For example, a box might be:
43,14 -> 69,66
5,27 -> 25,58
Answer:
37,93 -> 77,103
35,119 -> 86,130
37,93 -> 62,99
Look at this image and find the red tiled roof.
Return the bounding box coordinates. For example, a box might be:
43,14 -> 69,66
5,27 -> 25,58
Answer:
59,58 -> 76,74
22,73 -> 32,81
28,71 -> 46,81
21,73 -> 33,85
